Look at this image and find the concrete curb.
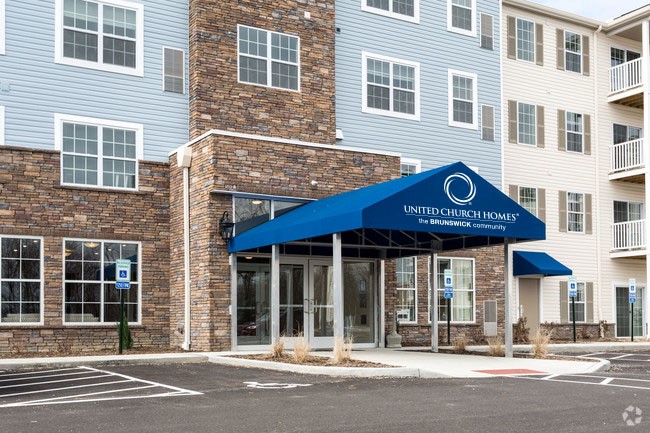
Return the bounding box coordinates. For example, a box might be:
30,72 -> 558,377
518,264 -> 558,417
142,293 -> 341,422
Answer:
207,355 -> 427,378
0,354 -> 209,371
583,358 -> 611,374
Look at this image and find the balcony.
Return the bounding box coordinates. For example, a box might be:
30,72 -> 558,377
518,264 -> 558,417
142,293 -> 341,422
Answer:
610,138 -> 645,182
609,58 -> 644,108
611,220 -> 646,258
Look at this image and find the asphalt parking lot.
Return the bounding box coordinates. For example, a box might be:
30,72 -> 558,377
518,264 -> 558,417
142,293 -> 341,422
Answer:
0,353 -> 648,433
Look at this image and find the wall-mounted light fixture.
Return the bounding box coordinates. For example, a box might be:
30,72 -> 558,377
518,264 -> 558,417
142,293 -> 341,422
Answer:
219,211 -> 235,241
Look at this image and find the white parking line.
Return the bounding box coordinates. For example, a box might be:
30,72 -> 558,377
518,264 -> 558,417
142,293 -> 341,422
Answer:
513,374 -> 650,391
611,354 -> 635,360
0,366 -> 202,408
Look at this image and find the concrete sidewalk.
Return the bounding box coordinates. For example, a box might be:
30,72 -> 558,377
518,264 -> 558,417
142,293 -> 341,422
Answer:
0,346 -> 613,379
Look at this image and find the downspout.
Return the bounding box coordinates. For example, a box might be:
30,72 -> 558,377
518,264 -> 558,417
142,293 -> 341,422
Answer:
593,25 -> 604,326
177,146 -> 193,351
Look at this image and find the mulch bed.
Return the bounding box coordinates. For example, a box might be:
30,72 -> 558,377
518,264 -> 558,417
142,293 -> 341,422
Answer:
231,353 -> 389,368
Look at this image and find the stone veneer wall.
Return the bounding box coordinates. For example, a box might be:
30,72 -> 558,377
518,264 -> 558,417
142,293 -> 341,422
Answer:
0,146 -> 170,353
385,247 -> 507,346
188,0 -> 336,143
169,134 -> 399,351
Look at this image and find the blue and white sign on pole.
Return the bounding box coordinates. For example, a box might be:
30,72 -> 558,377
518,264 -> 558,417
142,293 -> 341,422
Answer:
568,276 -> 577,298
629,278 -> 636,304
443,269 -> 454,299
115,259 -> 131,290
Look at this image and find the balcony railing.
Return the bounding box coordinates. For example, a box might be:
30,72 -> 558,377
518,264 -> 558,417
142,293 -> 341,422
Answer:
610,57 -> 643,94
612,219 -> 646,251
611,138 -> 645,173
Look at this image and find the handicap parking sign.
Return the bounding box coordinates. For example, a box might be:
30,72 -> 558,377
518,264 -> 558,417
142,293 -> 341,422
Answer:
115,259 -> 131,290
119,270 -> 128,279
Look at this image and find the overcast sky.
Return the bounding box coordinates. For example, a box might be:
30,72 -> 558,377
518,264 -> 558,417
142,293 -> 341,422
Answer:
532,0 -> 649,21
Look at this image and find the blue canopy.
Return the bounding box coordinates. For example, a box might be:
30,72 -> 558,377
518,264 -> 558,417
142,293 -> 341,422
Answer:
513,251 -> 572,276
228,162 -> 546,258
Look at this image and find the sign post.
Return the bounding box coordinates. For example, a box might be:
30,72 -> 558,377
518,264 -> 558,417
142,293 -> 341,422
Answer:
115,259 -> 131,354
629,278 -> 636,342
444,269 -> 453,345
568,276 -> 577,343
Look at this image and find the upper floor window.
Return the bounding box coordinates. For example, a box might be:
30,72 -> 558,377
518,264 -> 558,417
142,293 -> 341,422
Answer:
163,47 -> 185,94
55,0 -> 144,76
55,114 -> 143,190
613,201 -> 644,223
400,158 -> 421,177
565,112 -> 583,153
1,236 -> 43,324
613,123 -> 642,144
567,192 -> 584,233
362,52 -> 420,121
479,14 -> 493,50
564,31 -> 582,73
237,25 -> 300,91
448,0 -> 475,37
516,18 -> 535,62
517,102 -> 536,145
518,186 -> 538,217
611,47 -> 640,67
362,0 -> 419,23
448,70 -> 477,129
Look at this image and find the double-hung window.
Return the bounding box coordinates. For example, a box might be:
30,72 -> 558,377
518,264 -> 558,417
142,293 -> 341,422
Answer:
238,25 -> 300,91
436,258 -> 474,323
396,257 -> 417,323
64,239 -> 139,323
517,102 -> 536,145
448,70 -> 477,129
567,192 -> 584,233
519,187 -> 538,217
55,0 -> 144,76
516,18 -> 535,62
564,31 -> 582,73
448,0 -> 475,36
55,115 -> 143,190
363,53 -> 419,120
566,112 -> 583,153
0,236 -> 43,324
362,0 -> 419,23
163,47 -> 185,94
569,282 -> 586,322
400,158 -> 421,177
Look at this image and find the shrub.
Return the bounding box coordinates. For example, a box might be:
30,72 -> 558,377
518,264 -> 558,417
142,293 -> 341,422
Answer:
292,334 -> 311,363
453,335 -> 469,354
513,317 -> 530,343
331,336 -> 353,364
531,329 -> 552,358
487,337 -> 505,357
269,336 -> 285,359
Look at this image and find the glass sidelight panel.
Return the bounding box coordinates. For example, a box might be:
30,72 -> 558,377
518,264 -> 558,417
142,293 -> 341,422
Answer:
312,265 -> 334,338
616,286 -> 644,338
236,257 -> 271,345
343,262 -> 375,343
280,264 -> 305,337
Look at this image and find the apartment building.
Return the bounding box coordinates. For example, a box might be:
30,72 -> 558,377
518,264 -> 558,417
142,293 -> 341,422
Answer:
503,0 -> 648,340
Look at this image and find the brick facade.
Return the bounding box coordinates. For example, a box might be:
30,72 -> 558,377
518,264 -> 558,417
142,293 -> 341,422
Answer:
189,0 -> 336,143
0,146 -> 170,353
169,134 -> 400,351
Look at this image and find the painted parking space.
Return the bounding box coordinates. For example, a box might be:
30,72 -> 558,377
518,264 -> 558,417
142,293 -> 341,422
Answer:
511,373 -> 650,391
0,366 -> 201,408
577,352 -> 650,362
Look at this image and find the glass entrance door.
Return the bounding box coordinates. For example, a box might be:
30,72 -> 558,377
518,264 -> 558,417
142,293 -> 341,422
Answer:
309,262 -> 335,348
279,262 -> 307,347
616,286 -> 645,338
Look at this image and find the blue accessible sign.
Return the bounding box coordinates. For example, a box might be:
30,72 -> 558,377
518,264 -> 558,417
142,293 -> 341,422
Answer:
568,276 -> 577,298
115,259 -> 131,290
629,278 -> 636,304
443,269 -> 453,299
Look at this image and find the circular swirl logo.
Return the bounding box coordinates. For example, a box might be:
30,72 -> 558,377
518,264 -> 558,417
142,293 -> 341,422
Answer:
444,172 -> 476,206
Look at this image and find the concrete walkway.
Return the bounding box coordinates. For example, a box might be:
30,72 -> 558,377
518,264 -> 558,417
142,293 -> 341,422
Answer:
0,345 -> 622,378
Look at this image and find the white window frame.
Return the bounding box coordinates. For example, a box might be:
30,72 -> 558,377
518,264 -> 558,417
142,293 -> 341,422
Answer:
448,69 -> 478,130
518,186 -> 538,217
0,235 -> 44,326
62,238 -> 142,326
566,111 -> 583,154
54,0 -> 144,77
362,52 -> 420,121
400,157 -> 421,177
432,257 -> 476,324
567,192 -> 585,234
361,0 -> 420,24
54,114 -> 143,191
447,0 -> 476,37
237,24 -> 301,92
568,281 -> 586,323
161,46 -> 185,94
516,18 -> 535,63
564,30 -> 582,74
0,106 -> 4,145
613,200 -> 644,223
517,101 -> 537,146
0,0 -> 5,55
396,257 -> 418,324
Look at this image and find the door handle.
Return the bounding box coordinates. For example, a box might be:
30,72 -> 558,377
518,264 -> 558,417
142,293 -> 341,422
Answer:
309,299 -> 314,314
304,299 -> 309,314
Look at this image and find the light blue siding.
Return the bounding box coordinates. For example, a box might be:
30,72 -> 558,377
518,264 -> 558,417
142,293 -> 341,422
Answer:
336,0 -> 502,186
0,0 -> 188,162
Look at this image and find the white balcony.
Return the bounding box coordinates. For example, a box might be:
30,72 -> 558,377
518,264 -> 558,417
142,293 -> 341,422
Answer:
609,58 -> 644,107
610,138 -> 645,182
611,220 -> 646,258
